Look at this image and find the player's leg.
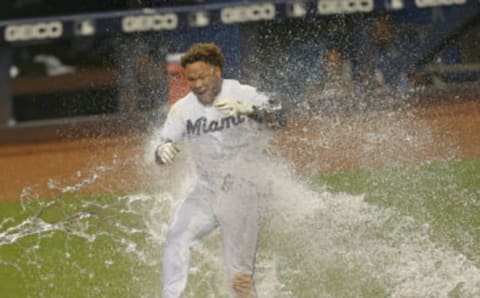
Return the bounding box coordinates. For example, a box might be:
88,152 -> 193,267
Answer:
162,186 -> 218,298
215,180 -> 262,298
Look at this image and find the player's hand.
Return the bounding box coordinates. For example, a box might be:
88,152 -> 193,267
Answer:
214,99 -> 254,117
155,142 -> 180,165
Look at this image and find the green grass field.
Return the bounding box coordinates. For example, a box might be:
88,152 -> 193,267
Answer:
1,158 -> 479,297
312,158 -> 480,267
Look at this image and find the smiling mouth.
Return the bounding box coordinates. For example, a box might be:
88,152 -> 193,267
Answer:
195,91 -> 215,104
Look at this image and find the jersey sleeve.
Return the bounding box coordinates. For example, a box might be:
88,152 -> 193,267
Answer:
160,104 -> 185,143
237,81 -> 286,128
239,83 -> 270,106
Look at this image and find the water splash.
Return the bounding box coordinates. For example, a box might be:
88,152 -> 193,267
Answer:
1,43 -> 478,297
1,135 -> 479,297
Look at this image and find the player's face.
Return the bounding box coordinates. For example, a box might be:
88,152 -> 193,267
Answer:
184,61 -> 222,105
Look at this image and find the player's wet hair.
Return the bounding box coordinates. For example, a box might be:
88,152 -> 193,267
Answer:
181,43 -> 225,72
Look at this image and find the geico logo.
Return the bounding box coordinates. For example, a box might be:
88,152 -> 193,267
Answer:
221,3 -> 276,24
122,14 -> 178,32
5,22 -> 63,41
415,0 -> 465,7
318,0 -> 374,14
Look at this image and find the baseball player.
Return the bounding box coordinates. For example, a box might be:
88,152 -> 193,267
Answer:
155,43 -> 285,298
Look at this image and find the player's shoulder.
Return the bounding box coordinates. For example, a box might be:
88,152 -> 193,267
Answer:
223,78 -> 253,88
168,92 -> 195,117
223,79 -> 258,93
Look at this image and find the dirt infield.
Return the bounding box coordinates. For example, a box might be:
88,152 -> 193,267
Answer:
276,97 -> 480,174
1,97 -> 479,202
0,135 -> 147,201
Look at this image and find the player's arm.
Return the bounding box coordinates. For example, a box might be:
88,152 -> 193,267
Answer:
247,98 -> 287,129
214,94 -> 287,129
155,105 -> 185,165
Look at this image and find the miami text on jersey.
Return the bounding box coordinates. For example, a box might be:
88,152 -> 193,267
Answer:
186,115 -> 245,136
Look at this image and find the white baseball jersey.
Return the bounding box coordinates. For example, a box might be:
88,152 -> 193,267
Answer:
161,79 -> 269,298
160,79 -> 270,180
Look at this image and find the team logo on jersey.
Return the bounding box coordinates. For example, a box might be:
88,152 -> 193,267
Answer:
186,115 -> 245,136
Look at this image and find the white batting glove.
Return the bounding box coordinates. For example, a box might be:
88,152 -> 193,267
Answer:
214,99 -> 254,117
155,142 -> 180,165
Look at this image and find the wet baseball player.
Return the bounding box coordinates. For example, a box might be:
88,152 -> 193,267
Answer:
155,42 -> 285,298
